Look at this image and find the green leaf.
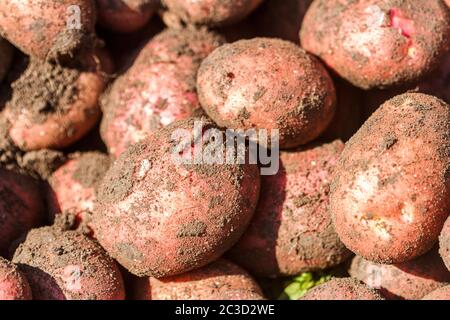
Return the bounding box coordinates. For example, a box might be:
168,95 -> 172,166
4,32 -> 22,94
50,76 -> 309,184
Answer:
280,272 -> 332,300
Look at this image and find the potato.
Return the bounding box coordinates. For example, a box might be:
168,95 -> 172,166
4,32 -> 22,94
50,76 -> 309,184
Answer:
12,226 -> 125,300
0,37 -> 13,83
4,51 -> 110,151
300,0 -> 450,89
134,259 -> 264,300
0,257 -> 32,300
439,216 -> 450,271
0,168 -> 44,255
46,152 -> 111,234
197,38 -> 336,149
97,0 -> 158,33
228,140 -> 351,277
93,118 -> 260,277
349,249 -> 450,300
0,0 -> 96,60
300,278 -> 384,300
330,93 -> 450,263
422,285 -> 450,300
101,28 -> 224,158
162,0 -> 263,26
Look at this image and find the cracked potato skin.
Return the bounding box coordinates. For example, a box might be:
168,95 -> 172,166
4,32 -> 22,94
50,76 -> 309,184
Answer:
330,93 -> 450,264
300,0 -> 450,89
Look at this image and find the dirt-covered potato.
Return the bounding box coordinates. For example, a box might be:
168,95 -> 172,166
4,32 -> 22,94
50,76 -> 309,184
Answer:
94,118 -> 260,278
162,0 -> 263,26
12,226 -> 125,300
349,249 -> 450,300
330,93 -> 450,264
300,0 -> 450,89
197,38 -> 336,149
439,216 -> 450,271
0,37 -> 13,83
228,140 -> 351,277
101,28 -> 224,158
422,285 -> 450,300
300,278 -> 384,300
0,257 -> 32,300
134,259 -> 264,300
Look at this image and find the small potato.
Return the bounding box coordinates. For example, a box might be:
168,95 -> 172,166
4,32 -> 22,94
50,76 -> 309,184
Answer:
439,216 -> 450,271
94,118 -> 260,277
330,93 -> 450,263
5,51 -> 110,151
0,37 -> 13,83
197,38 -> 336,149
300,0 -> 450,89
97,0 -> 158,33
0,257 -> 32,300
101,28 -> 224,158
46,152 -> 111,233
228,140 -> 351,277
0,0 -> 96,60
12,226 -> 125,300
0,168 -> 44,255
162,0 -> 263,26
300,278 -> 384,300
349,249 -> 450,300
134,259 -> 264,300
422,285 -> 450,300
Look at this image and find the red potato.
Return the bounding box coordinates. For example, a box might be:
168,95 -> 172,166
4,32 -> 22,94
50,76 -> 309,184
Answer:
422,285 -> 450,300
46,152 -> 111,234
0,0 -> 96,60
0,37 -> 13,83
300,0 -> 450,89
446,0 -> 450,8
94,118 -> 260,277
300,277 -> 384,300
0,168 -> 44,255
228,140 -> 351,277
101,28 -> 224,158
5,50 -> 112,151
197,38 -> 337,149
97,0 -> 158,33
134,259 -> 264,300
330,93 -> 450,264
0,257 -> 32,300
162,0 -> 263,27
349,249 -> 450,300
12,226 -> 125,300
440,216 -> 450,271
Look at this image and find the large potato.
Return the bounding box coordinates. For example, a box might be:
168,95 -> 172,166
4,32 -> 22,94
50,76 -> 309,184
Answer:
330,93 -> 450,263
300,278 -> 384,300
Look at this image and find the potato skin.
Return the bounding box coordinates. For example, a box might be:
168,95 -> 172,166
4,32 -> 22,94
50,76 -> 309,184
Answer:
0,0 -> 96,59
439,216 -> 450,271
94,118 -> 260,277
0,168 -> 44,255
228,140 -> 351,277
12,227 -> 125,300
330,93 -> 450,264
0,257 -> 32,300
300,0 -> 450,89
163,0 -> 263,26
0,37 -> 13,83
349,250 -> 450,300
134,259 -> 264,300
101,28 -> 224,158
197,38 -> 336,149
300,278 -> 384,300
422,285 -> 450,300
97,0 -> 158,33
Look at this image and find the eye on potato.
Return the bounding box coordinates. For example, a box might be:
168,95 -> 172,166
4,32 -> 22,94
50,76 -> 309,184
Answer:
228,140 -> 351,277
12,226 -> 125,300
300,277 -> 384,300
0,37 -> 13,83
0,0 -> 96,60
300,0 -> 450,89
422,285 -> 450,300
439,216 -> 450,272
330,93 -> 450,264
101,28 -> 224,158
197,37 -> 337,149
0,257 -> 32,300
134,259 -> 264,300
349,249 -> 450,300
